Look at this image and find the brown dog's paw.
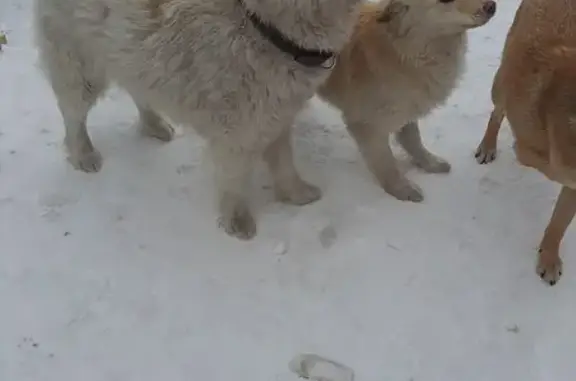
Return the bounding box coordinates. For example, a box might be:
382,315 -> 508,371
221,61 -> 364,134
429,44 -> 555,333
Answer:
475,143 -> 497,164
537,248 -> 563,286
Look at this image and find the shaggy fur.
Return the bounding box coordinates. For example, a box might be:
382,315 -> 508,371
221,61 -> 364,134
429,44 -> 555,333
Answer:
318,0 -> 496,202
475,0 -> 576,285
33,0 -> 362,240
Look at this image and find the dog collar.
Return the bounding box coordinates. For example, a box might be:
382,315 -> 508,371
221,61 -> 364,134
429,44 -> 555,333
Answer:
239,0 -> 336,69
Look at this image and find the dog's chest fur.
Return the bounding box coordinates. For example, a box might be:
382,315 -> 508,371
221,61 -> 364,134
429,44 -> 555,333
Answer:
383,35 -> 467,125
321,32 -> 467,128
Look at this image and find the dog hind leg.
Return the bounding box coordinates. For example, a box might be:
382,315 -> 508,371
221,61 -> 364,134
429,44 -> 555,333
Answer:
476,67 -> 505,164
37,35 -> 106,172
209,140 -> 258,240
537,186 -> 576,285
131,99 -> 175,142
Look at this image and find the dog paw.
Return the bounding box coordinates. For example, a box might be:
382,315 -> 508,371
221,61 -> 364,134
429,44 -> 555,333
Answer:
277,180 -> 322,206
384,179 -> 424,203
537,248 -> 563,286
218,206 -> 257,240
475,144 -> 497,164
140,119 -> 175,142
416,155 -> 451,173
68,150 -> 103,173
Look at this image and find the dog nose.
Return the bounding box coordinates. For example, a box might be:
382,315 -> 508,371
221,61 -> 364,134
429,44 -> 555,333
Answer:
482,1 -> 496,16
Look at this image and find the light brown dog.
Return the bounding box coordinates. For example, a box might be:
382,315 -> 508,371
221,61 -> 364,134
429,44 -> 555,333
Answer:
318,0 -> 496,202
475,0 -> 576,285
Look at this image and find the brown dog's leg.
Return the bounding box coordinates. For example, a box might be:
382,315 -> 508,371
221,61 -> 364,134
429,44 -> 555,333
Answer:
476,68 -> 505,164
346,118 -> 423,202
537,186 -> 576,285
475,106 -> 505,164
396,121 -> 451,173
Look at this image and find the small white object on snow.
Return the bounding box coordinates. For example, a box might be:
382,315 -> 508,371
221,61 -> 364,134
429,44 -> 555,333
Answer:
289,353 -> 354,381
273,241 -> 289,256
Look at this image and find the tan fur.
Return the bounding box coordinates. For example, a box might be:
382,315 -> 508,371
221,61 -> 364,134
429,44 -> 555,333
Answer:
475,0 -> 576,285
319,0 -> 496,202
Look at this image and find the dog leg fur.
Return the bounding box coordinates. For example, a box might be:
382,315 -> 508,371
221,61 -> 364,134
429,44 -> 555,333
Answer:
135,102 -> 175,142
346,118 -> 423,202
396,121 -> 451,173
476,68 -> 505,164
537,186 -> 576,285
475,106 -> 504,164
39,43 -> 106,173
209,141 -> 258,240
263,126 -> 322,205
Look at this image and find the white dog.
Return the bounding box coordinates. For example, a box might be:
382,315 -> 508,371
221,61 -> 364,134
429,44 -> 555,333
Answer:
318,0 -> 496,202
33,0 -> 362,240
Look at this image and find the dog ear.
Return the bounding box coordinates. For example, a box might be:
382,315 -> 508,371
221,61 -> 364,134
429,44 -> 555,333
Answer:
377,1 -> 409,23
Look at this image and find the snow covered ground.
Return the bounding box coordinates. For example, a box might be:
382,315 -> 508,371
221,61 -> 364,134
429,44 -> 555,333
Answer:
1,0 -> 575,380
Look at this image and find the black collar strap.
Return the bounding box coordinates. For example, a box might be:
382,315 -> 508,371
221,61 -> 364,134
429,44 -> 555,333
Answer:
239,0 -> 336,69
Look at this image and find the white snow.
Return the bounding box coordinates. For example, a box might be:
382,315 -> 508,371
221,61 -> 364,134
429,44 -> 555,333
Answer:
1,1 -> 575,380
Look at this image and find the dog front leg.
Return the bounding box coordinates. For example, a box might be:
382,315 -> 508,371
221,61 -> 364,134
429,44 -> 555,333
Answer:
396,121 -> 451,173
475,106 -> 505,164
263,126 -> 322,205
537,186 -> 576,285
209,141 -> 257,241
476,68 -> 505,164
346,118 -> 423,202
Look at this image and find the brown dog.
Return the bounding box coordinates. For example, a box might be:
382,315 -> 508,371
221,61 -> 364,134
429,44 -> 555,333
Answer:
475,0 -> 576,285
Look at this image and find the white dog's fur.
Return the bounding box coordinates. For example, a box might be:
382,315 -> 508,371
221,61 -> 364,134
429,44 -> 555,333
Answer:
318,0 -> 496,202
33,0 -> 361,240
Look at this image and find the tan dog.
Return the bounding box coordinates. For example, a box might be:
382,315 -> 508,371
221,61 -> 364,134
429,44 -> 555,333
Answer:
475,0 -> 576,285
318,0 -> 496,202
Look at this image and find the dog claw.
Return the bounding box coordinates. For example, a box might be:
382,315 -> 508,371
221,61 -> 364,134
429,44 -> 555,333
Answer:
475,145 -> 496,164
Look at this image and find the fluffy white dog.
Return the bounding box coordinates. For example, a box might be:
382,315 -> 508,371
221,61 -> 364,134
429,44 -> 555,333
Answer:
33,0 -> 362,240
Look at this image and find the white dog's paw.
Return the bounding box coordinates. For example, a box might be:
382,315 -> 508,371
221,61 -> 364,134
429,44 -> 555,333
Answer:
68,150 -> 103,173
140,119 -> 175,142
218,206 -> 257,240
475,143 -> 497,164
416,154 -> 451,173
277,180 -> 322,206
384,179 -> 423,202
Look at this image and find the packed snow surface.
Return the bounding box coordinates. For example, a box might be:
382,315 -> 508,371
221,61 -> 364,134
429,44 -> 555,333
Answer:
1,1 -> 575,380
